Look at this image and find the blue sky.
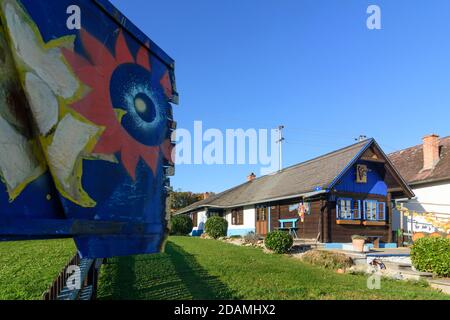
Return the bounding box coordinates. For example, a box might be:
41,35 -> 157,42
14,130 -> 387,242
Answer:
111,0 -> 450,193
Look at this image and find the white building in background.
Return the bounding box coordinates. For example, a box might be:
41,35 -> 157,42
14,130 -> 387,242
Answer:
389,134 -> 450,235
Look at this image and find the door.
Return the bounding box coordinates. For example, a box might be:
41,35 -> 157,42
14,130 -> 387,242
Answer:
256,207 -> 268,236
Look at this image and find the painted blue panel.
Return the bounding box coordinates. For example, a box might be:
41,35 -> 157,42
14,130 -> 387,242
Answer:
334,161 -> 388,196
191,229 -> 204,237
0,0 -> 177,258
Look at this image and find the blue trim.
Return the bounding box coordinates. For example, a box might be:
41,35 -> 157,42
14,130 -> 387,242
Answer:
191,229 -> 204,237
325,243 -> 398,249
357,200 -> 362,219
328,139 -> 374,191
93,0 -> 174,67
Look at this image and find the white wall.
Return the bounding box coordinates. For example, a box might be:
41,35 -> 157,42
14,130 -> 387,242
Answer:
393,181 -> 450,234
224,206 -> 256,236
192,210 -> 207,230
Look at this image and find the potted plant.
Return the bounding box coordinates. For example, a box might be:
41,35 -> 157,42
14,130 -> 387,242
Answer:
352,235 -> 367,252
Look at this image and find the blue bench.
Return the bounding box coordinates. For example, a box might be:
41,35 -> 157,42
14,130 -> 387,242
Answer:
277,218 -> 299,239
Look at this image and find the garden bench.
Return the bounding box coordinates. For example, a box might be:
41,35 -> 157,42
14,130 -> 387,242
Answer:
277,218 -> 299,239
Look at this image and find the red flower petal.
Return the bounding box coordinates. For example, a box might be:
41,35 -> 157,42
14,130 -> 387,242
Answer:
71,94 -> 112,126
80,29 -> 115,70
62,48 -> 99,88
115,30 -> 134,64
136,46 -> 151,71
120,143 -> 140,180
140,145 -> 160,174
160,71 -> 173,99
161,139 -> 174,164
93,129 -> 122,155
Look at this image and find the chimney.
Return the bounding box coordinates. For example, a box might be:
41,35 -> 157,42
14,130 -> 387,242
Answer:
422,134 -> 440,170
203,192 -> 210,200
247,173 -> 256,182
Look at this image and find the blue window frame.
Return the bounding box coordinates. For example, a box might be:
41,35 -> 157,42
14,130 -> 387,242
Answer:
363,200 -> 386,221
336,198 -> 361,220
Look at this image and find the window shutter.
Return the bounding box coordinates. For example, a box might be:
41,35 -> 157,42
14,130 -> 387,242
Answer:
378,202 -> 386,221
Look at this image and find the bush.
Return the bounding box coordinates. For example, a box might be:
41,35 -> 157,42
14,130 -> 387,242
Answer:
205,216 -> 228,239
264,231 -> 293,254
302,250 -> 353,270
244,232 -> 260,245
411,237 -> 450,277
170,215 -> 193,236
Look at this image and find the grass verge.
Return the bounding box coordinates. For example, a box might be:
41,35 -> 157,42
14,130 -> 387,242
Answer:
0,239 -> 76,300
98,237 -> 449,300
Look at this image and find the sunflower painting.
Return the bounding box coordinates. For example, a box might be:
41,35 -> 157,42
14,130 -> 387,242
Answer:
0,0 -> 177,257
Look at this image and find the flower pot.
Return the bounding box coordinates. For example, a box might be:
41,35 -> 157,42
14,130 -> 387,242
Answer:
352,239 -> 366,252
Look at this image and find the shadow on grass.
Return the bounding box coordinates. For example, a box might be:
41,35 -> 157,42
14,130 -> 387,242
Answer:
99,241 -> 235,300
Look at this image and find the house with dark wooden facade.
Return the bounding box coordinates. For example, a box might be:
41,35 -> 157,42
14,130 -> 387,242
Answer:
176,139 -> 414,247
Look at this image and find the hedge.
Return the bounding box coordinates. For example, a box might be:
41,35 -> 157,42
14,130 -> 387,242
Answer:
205,216 -> 228,239
170,215 -> 193,236
410,237 -> 450,277
265,231 -> 293,254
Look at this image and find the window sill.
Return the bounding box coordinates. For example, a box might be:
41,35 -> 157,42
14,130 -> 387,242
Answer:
336,220 -> 361,225
363,221 -> 386,226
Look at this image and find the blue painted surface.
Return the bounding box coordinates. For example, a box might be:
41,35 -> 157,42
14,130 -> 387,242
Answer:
334,161 -> 388,196
227,228 -> 256,237
278,219 -> 299,229
191,229 -> 204,237
328,139 -> 374,190
325,243 -> 398,249
0,0 -> 176,258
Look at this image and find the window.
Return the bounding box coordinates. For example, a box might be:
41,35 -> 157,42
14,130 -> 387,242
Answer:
337,199 -> 361,220
338,199 -> 352,219
208,211 -> 221,218
231,209 -> 244,225
256,207 -> 267,221
364,200 -> 378,221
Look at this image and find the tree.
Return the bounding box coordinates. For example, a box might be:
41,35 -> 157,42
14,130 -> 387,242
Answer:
168,190 -> 214,214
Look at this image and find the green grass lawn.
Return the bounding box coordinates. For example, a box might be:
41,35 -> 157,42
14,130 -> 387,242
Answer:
98,236 -> 449,300
0,239 -> 76,300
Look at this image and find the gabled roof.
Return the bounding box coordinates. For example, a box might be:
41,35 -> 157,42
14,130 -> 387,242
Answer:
388,136 -> 450,186
177,139 -> 414,214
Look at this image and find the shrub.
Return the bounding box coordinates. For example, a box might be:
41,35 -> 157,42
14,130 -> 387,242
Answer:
170,215 -> 193,236
244,232 -> 260,245
411,237 -> 450,277
264,231 -> 293,254
205,216 -> 228,239
302,250 -> 353,270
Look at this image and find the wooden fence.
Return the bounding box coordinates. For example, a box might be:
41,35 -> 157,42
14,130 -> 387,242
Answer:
42,253 -> 104,300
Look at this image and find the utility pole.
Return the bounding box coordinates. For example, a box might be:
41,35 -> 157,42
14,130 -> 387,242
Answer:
277,125 -> 285,172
